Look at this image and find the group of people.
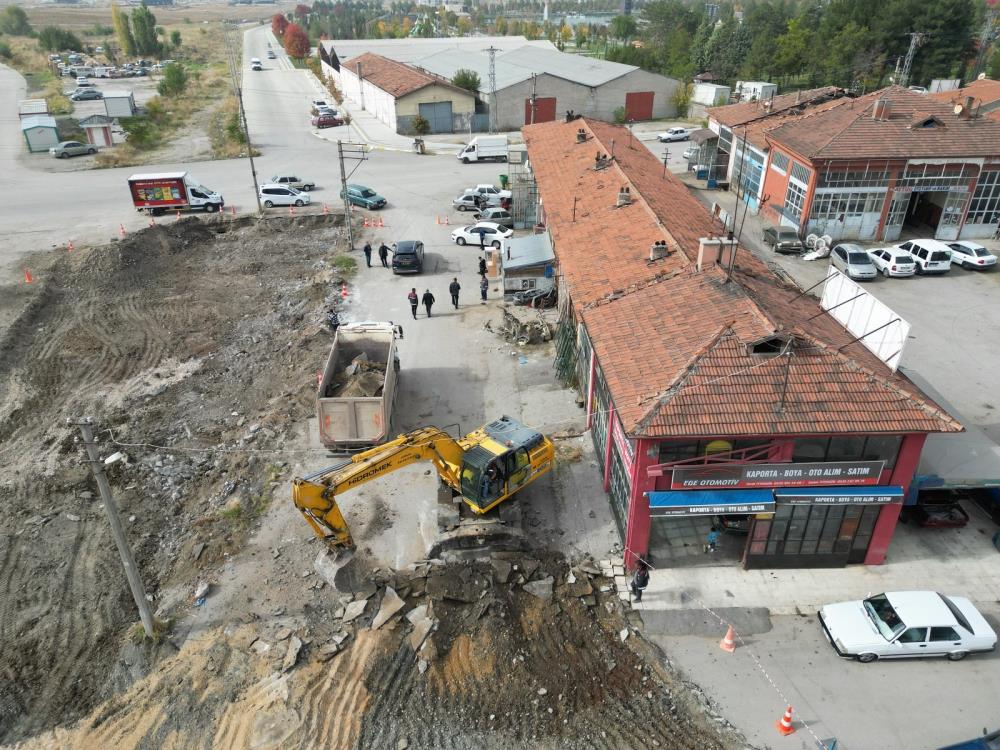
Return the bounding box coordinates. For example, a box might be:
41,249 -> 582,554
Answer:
404,257 -> 491,320
361,241 -> 392,269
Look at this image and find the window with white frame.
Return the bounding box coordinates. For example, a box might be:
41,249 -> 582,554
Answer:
784,181 -> 807,222
967,170 -> 1000,225
810,191 -> 886,220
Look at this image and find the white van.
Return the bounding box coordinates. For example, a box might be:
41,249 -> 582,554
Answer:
250,57 -> 262,71
894,239 -> 953,275
458,134 -> 508,163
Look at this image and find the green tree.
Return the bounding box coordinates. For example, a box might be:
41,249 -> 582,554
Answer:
0,41 -> 12,59
157,62 -> 188,96
642,0 -> 698,50
38,27 -> 84,52
452,68 -> 481,93
0,6 -> 32,36
112,2 -> 137,57
410,114 -> 430,135
131,3 -> 162,57
170,30 -> 181,49
989,49 -> 1000,80
609,14 -> 635,40
774,18 -> 813,77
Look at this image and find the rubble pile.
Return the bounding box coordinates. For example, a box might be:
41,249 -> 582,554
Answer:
327,352 -> 387,398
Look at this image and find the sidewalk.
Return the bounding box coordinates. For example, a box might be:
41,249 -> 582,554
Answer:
618,509 -> 1000,620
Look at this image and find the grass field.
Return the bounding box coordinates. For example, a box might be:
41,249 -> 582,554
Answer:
23,3 -> 297,29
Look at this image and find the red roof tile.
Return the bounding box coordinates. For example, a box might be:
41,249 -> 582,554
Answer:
927,78 -> 1000,108
766,86 -> 1000,161
524,117 -> 962,438
709,87 -> 845,128
344,52 -> 467,98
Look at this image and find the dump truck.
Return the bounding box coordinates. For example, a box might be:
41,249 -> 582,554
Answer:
317,321 -> 402,451
127,172 -> 225,215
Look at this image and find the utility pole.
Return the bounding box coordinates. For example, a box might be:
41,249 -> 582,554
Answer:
661,147 -> 670,179
972,9 -> 999,79
69,417 -> 155,638
336,140 -> 368,252
224,22 -> 262,213
486,45 -> 500,134
898,32 -> 925,89
530,73 -> 537,125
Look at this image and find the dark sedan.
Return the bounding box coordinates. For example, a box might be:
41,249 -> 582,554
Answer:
763,226 -> 804,254
70,88 -> 104,101
391,240 -> 425,274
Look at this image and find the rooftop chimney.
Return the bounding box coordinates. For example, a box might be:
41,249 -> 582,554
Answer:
649,240 -> 671,261
576,128 -> 586,143
616,186 -> 632,207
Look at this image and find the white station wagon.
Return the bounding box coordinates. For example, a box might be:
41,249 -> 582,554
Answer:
819,591 -> 997,663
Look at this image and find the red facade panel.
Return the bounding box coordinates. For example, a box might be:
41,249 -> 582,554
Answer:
624,91 -> 654,121
525,97 -> 557,125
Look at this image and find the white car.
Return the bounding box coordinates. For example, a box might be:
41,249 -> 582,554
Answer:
259,184 -> 311,208
948,240 -> 998,270
818,591 -> 997,663
451,221 -> 512,249
657,127 -> 692,142
894,239 -> 952,274
867,246 -> 916,277
464,184 -> 511,201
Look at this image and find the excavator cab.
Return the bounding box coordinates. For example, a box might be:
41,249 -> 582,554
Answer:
459,418 -> 547,513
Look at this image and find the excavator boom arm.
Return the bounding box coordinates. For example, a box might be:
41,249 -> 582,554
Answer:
292,427 -> 464,548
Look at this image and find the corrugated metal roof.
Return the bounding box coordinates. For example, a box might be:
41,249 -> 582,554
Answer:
18,99 -> 48,116
102,90 -> 134,99
322,36 -> 555,65
21,115 -> 57,130
498,46 -> 636,87
504,232 -> 554,270
415,49 -> 533,91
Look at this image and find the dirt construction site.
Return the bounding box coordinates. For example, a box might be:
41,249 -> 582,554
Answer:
0,216 -> 747,749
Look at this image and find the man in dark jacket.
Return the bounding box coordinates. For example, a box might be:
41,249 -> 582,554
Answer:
407,288 -> 418,319
478,256 -> 487,276
480,275 -> 488,303
378,242 -> 390,268
362,241 -> 373,267
630,560 -> 650,602
448,278 -> 461,309
421,289 -> 435,317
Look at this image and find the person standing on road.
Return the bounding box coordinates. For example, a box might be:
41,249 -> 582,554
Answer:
407,288 -> 418,320
449,278 -> 461,309
478,256 -> 487,277
630,560 -> 650,602
478,230 -> 486,253
378,242 -> 390,268
480,275 -> 488,303
421,289 -> 435,317
704,526 -> 721,553
363,241 -> 373,268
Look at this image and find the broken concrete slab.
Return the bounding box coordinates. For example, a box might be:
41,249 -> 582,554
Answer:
491,558 -> 512,584
371,587 -> 405,630
317,642 -> 342,662
408,615 -> 434,653
282,636 -> 302,672
522,576 -> 554,601
341,599 -> 368,624
521,559 -> 541,579
406,604 -> 429,625
425,572 -> 485,603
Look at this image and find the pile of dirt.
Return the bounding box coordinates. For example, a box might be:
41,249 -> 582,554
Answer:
0,214 -> 348,743
9,555 -> 745,750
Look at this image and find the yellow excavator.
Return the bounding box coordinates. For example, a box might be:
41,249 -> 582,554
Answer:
292,415 -> 555,551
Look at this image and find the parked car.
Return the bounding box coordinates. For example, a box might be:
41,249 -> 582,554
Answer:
868,246 -> 916,277
269,174 -> 315,191
70,88 -> 104,101
391,240 -> 424,274
936,727 -> 1000,750
250,57 -> 262,71
902,491 -> 971,528
830,243 -> 877,281
473,207 -> 513,228
267,50 -> 276,59
311,113 -> 343,129
259,184 -> 311,208
682,144 -> 700,160
762,226 -> 804,254
463,183 -> 511,201
49,140 -> 97,158
73,81 -> 96,90
451,221 -> 513,248
947,240 -> 997,270
453,193 -> 486,211
818,591 -> 997,662
895,239 -> 952,274
311,98 -> 331,110
657,127 -> 692,142
341,184 -> 386,209
75,75 -> 90,84
315,106 -> 338,118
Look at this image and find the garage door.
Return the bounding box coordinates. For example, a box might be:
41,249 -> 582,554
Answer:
625,91 -> 654,121
524,97 -> 557,125
418,101 -> 453,133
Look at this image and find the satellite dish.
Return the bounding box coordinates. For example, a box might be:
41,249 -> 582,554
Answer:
978,72 -> 987,80
954,103 -> 965,115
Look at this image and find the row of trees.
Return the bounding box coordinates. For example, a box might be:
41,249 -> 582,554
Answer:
111,1 -> 176,58
271,14 -> 310,58
611,0 -> 987,90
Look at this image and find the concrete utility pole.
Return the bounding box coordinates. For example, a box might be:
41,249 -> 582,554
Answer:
530,74 -> 537,125
898,32 -> 925,89
486,45 -> 501,134
223,22 -> 262,214
337,140 -> 355,252
69,417 -> 155,638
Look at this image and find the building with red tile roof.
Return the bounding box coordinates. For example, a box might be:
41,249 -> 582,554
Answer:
522,116 -> 961,571
927,77 -> 1000,115
334,52 -> 476,135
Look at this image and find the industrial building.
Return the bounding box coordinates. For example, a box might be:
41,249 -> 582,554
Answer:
320,37 -> 681,131
522,116 -> 962,571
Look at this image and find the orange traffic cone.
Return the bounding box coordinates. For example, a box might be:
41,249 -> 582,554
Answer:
230,205 -> 236,217
340,283 -> 348,300
149,217 -> 156,227
719,625 -> 737,653
776,706 -> 795,736
435,215 -> 441,225
176,210 -> 181,219
444,215 -> 449,225
377,216 -> 384,228
363,216 -> 370,228
289,205 -> 295,216
66,240 -> 74,252
119,223 -> 126,239
323,203 -> 329,215
23,268 -> 33,284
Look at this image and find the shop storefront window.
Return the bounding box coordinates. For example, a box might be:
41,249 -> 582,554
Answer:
791,435 -> 901,469
750,502 -> 882,567
608,443 -> 631,538
591,366 -> 610,472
